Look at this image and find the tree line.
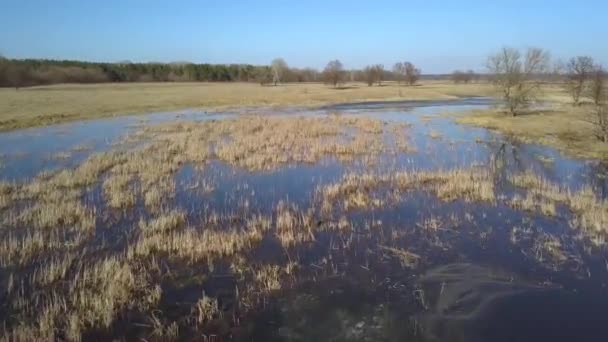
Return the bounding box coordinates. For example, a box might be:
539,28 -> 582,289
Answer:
0,57 -> 327,88
0,56 -> 428,88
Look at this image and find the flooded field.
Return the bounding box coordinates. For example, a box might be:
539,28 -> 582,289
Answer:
1,98 -> 608,341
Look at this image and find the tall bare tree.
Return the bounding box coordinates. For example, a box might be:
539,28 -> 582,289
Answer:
363,65 -> 375,86
403,62 -> 420,86
270,58 -> 288,86
565,56 -> 594,105
588,66 -> 606,106
587,66 -> 608,142
323,60 -> 344,87
393,62 -> 405,85
373,64 -> 384,86
487,47 -> 550,116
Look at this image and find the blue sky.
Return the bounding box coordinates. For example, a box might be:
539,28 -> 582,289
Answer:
1,0 -> 607,73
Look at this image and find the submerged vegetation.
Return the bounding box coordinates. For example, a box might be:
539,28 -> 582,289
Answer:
1,100 -> 608,340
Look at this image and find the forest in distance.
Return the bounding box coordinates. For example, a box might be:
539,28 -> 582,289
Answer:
0,56 -> 475,88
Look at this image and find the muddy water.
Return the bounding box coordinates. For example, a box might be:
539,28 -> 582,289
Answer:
2,98 -> 608,341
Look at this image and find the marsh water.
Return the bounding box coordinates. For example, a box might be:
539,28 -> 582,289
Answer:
2,98 -> 608,341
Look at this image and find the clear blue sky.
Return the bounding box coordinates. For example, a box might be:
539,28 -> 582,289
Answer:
1,0 -> 607,73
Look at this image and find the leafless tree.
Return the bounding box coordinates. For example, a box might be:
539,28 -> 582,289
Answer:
323,60 -> 344,87
270,58 -> 288,86
565,56 -> 594,105
363,65 -> 375,86
587,66 -> 606,106
587,66 -> 608,142
487,47 -> 550,116
393,62 -> 405,85
373,64 -> 384,86
403,62 -> 420,86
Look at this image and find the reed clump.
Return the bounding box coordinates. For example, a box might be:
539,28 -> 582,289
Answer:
509,170 -> 608,240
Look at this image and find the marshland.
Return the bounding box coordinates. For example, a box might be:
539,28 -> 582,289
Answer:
1,81 -> 608,341
2,1 -> 608,341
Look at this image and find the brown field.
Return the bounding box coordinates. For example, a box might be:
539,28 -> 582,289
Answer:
0,81 -> 495,131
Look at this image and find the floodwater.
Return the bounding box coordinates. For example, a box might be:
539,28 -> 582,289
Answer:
2,98 -> 608,341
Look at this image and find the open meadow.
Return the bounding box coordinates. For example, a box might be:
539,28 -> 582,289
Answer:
0,81 -> 494,131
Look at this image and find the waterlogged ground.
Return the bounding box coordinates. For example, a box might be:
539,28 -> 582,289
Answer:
1,98 -> 608,341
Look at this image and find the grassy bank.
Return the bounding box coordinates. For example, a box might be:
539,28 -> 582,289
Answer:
456,103 -> 608,160
0,81 -> 495,131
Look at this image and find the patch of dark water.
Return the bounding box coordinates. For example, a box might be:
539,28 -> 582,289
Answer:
415,263 -> 608,342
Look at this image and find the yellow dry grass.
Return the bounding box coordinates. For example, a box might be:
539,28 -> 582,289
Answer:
193,293 -> 221,325
0,81 -> 495,131
128,224 -> 264,264
4,256 -> 156,342
138,210 -> 186,236
319,168 -> 496,212
509,170 -> 608,241
456,104 -> 608,160
379,245 -> 421,268
275,201 -> 315,248
254,264 -> 282,292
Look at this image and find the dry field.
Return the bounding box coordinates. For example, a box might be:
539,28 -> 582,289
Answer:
0,81 -> 495,131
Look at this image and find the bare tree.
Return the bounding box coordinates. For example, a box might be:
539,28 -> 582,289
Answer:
403,62 -> 420,86
487,47 -> 550,116
363,65 -> 375,86
565,56 -> 594,105
587,66 -> 606,106
393,62 -> 405,85
270,58 -> 288,86
373,64 -> 384,86
323,60 -> 344,87
587,66 -> 608,142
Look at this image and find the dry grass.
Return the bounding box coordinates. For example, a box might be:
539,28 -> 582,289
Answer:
14,200 -> 95,231
389,123 -> 416,153
213,116 -> 386,170
130,114 -> 400,171
254,265 -> 282,292
0,181 -> 13,209
3,84 -> 605,340
193,293 -> 221,325
138,210 -> 186,236
319,167 -> 496,212
509,170 -> 608,241
456,104 -> 608,160
103,173 -> 136,208
509,193 -> 557,216
379,245 -> 421,268
0,81 -> 495,131
129,223 -> 264,264
0,230 -> 84,267
3,256 -> 155,341
275,201 -> 315,248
